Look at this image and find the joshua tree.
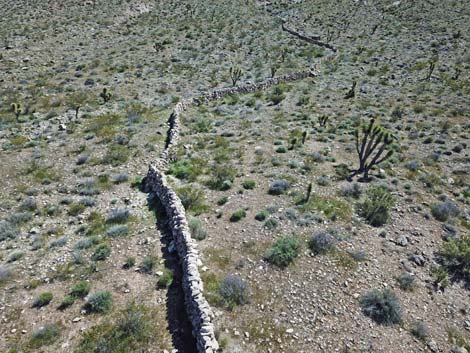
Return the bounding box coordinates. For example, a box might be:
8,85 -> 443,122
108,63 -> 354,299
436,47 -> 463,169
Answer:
305,182 -> 313,202
318,115 -> 329,127
344,81 -> 356,99
229,66 -> 243,86
301,131 -> 308,144
350,119 -> 395,181
100,88 -> 112,103
11,103 -> 21,121
425,61 -> 435,81
270,63 -> 280,78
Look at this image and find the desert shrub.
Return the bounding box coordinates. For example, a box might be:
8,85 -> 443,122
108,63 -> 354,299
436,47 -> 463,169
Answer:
207,164 -> 237,190
76,154 -> 90,165
19,196 -> 37,211
264,217 -> 278,230
230,209 -> 246,222
268,85 -> 286,105
79,197 -> 96,207
242,180 -> 256,189
106,224 -> 129,237
28,324 -> 60,348
176,184 -> 209,215
91,243 -> 111,261
140,256 -> 157,274
396,272 -> 415,291
437,234 -> 470,284
106,208 -> 130,224
358,186 -> 394,227
340,183 -> 362,199
360,289 -> 402,325
0,265 -> 12,285
33,292 -> 53,308
157,269 -> 174,288
71,281 -> 91,298
68,203 -> 86,216
123,256 -> 136,269
8,211 -> 32,225
112,172 -> 129,184
264,236 -> 300,268
276,145 -> 287,153
410,321 -> 429,341
169,158 -> 205,182
102,144 -> 129,166
431,199 -> 460,222
317,175 -> 330,186
74,236 -> 100,250
76,178 -> 100,196
84,291 -> 112,313
219,274 -> 249,309
268,179 -> 291,195
58,295 -> 75,310
76,301 -> 167,353
217,196 -> 228,205
0,220 -> 18,241
7,250 -> 24,263
308,232 -> 336,254
188,218 -> 207,240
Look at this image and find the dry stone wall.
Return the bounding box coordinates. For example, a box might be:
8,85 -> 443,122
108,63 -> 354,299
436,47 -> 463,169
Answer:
145,69 -> 316,353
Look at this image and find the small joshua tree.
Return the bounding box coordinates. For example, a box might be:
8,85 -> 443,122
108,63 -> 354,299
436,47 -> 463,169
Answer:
100,88 -> 112,103
344,81 -> 356,99
351,119 -> 395,181
318,115 -> 329,127
11,103 -> 21,120
229,66 -> 243,86
270,63 -> 280,78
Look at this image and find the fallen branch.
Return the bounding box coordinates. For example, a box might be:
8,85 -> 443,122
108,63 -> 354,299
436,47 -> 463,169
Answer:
281,21 -> 338,53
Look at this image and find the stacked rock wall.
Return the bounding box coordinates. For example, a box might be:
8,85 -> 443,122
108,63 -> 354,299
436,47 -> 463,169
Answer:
145,70 -> 314,353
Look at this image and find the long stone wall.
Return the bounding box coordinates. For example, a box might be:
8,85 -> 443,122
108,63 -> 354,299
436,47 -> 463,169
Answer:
145,69 -> 317,353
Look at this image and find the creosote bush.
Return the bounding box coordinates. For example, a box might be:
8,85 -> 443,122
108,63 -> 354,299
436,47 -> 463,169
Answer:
91,243 -> 111,261
188,217 -> 207,240
360,289 -> 402,325
437,234 -> 470,285
264,236 -> 300,268
431,199 -> 460,222
308,231 -> 336,254
71,281 -> 91,298
84,291 -> 112,313
219,274 -> 249,309
358,185 -> 394,226
268,179 -> 291,195
28,324 -> 60,349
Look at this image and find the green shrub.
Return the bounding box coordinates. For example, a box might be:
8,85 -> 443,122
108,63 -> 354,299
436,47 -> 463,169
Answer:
207,164 -> 237,190
123,256 -> 136,269
217,196 -> 228,205
91,243 -> 111,261
33,292 -> 53,308
264,218 -> 278,230
71,281 -> 91,298
176,184 -> 209,215
255,210 -> 269,221
84,291 -> 112,313
58,295 -> 75,310
230,209 -> 246,222
157,269 -> 174,289
358,186 -> 394,226
437,235 -> 470,285
360,289 -> 402,325
28,324 -> 60,348
264,236 -> 300,268
242,180 -> 256,190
